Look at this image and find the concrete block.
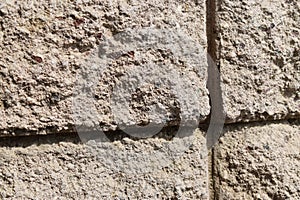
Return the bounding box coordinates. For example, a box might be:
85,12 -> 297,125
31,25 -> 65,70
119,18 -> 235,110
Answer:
214,120 -> 300,199
217,0 -> 300,122
0,129 -> 209,199
0,0 -> 209,136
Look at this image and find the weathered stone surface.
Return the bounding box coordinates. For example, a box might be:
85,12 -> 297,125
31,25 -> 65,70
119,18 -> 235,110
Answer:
217,0 -> 300,122
214,120 -> 300,199
0,0 -> 208,136
0,129 -> 209,199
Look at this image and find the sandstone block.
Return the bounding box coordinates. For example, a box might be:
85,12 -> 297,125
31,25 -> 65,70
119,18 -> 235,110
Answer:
217,0 -> 300,122
0,129 -> 209,199
214,120 -> 300,199
0,0 -> 209,136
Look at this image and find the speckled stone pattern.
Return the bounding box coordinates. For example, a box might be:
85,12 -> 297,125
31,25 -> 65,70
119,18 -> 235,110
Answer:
0,129 -> 208,199
1,0 -> 300,199
214,120 -> 300,199
210,1 -> 300,199
0,0 -> 208,136
217,0 -> 300,123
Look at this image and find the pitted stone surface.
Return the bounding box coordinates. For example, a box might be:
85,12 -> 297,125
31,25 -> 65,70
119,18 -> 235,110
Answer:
214,120 -> 300,199
0,129 -> 208,199
217,0 -> 300,122
0,0 -> 208,136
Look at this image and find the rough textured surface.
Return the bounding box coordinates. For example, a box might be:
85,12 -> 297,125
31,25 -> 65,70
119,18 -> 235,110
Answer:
73,29 -> 209,135
0,129 -> 209,199
214,120 -> 300,200
0,0 -> 208,136
217,0 -> 300,122
1,0 -> 300,199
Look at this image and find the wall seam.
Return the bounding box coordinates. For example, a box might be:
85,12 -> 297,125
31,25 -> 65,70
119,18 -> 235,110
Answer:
205,0 -> 220,199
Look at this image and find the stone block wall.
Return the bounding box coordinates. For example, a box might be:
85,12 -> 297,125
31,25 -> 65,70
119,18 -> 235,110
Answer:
213,0 -> 299,199
0,0 -> 299,199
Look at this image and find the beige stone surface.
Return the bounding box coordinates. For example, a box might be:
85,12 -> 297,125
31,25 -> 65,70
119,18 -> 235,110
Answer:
0,0 -> 209,136
214,120 -> 300,199
0,129 -> 209,199
217,0 -> 300,122
1,1 -> 299,199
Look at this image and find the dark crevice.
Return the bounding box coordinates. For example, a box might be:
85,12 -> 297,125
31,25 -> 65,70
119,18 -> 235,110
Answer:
206,0 -> 222,199
206,0 -> 224,149
0,110 -> 215,146
0,132 -> 81,148
224,115 -> 300,127
77,124 -> 184,143
210,148 -> 218,200
0,122 -> 208,147
206,0 -> 219,68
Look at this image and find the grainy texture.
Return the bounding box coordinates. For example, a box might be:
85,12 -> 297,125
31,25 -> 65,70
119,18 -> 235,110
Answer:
214,120 -> 300,200
0,129 -> 209,199
1,0 -> 300,199
0,0 -> 208,136
217,0 -> 300,122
